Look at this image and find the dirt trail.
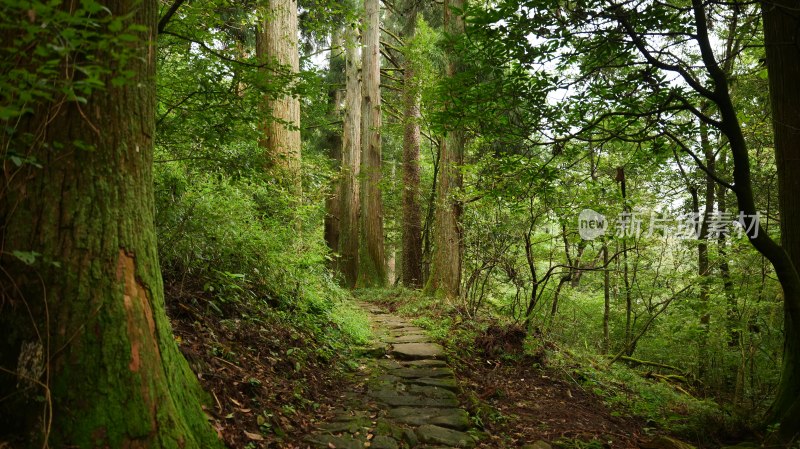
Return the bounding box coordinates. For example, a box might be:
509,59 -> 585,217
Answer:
304,302 -> 479,449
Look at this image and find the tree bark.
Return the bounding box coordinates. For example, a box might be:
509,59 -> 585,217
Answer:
358,0 -> 387,287
426,0 -> 465,298
0,2 -> 222,447
257,0 -> 302,187
762,0 -> 800,437
401,10 -> 423,288
603,242 -> 611,354
324,29 -> 345,259
338,22 -> 362,288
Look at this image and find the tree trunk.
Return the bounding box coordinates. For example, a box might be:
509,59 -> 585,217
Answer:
0,2 -> 222,447
716,157 -> 737,344
762,0 -> 800,436
550,275 -> 570,318
603,242 -> 611,354
257,0 -> 302,187
338,22 -> 362,288
697,114 -> 714,382
421,147 -> 439,283
426,0 -> 465,298
401,11 -> 423,288
623,245 -> 633,355
358,0 -> 387,287
324,29 -> 345,259
617,167 -> 634,355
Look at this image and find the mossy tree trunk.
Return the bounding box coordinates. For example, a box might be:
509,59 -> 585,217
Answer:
339,21 -> 363,288
325,29 -> 345,259
358,0 -> 387,287
426,0 -> 465,298
400,5 -> 424,289
0,1 -> 222,447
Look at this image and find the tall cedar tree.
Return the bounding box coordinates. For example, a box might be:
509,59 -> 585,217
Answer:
257,0 -> 302,185
324,29 -> 344,259
401,5 -> 424,288
339,21 -> 363,287
427,0 -> 465,297
358,0 -> 388,286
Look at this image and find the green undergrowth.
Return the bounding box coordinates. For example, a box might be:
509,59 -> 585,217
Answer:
355,287 -> 739,443
154,159 -> 372,346
548,349 -> 737,444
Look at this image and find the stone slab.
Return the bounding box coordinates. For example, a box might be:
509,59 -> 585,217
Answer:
388,407 -> 470,430
389,367 -> 453,379
391,342 -> 444,360
370,393 -> 460,408
416,424 -> 476,448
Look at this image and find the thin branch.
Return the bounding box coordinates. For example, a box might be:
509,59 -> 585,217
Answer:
380,48 -> 402,69
691,0 -> 730,96
663,129 -> 735,191
380,83 -> 402,92
381,41 -> 405,56
609,283 -> 694,364
158,0 -> 188,34
611,5 -> 717,102
381,26 -> 405,46
160,31 -> 265,68
156,91 -> 200,126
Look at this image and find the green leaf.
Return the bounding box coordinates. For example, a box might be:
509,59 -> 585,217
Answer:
12,250 -> 41,265
107,17 -> 123,33
116,33 -> 138,42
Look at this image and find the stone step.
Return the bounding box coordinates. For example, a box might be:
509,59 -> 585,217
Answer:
400,359 -> 448,368
388,367 -> 454,379
391,342 -> 444,360
388,407 -> 471,430
388,334 -> 431,343
369,392 -> 460,408
405,377 -> 459,392
416,424 -> 477,448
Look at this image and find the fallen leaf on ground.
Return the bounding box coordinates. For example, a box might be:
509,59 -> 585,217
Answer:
244,431 -> 264,441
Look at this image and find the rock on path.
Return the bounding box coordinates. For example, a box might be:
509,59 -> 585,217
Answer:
304,303 -> 478,449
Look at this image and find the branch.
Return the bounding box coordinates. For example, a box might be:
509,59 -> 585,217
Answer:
618,356 -> 687,375
611,5 -> 718,102
664,129 -> 735,191
609,283 -> 693,364
381,26 -> 405,46
380,83 -> 402,92
158,0 -> 188,34
381,41 -> 405,56
160,31 -> 265,68
380,48 -> 402,70
156,90 -> 199,126
691,0 -> 730,98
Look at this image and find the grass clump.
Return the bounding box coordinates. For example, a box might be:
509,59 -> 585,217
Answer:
329,300 -> 373,346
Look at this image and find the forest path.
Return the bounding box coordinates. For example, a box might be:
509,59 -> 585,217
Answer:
303,302 -> 479,449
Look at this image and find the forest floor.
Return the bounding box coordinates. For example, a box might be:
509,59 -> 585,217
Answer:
167,291 -> 706,449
